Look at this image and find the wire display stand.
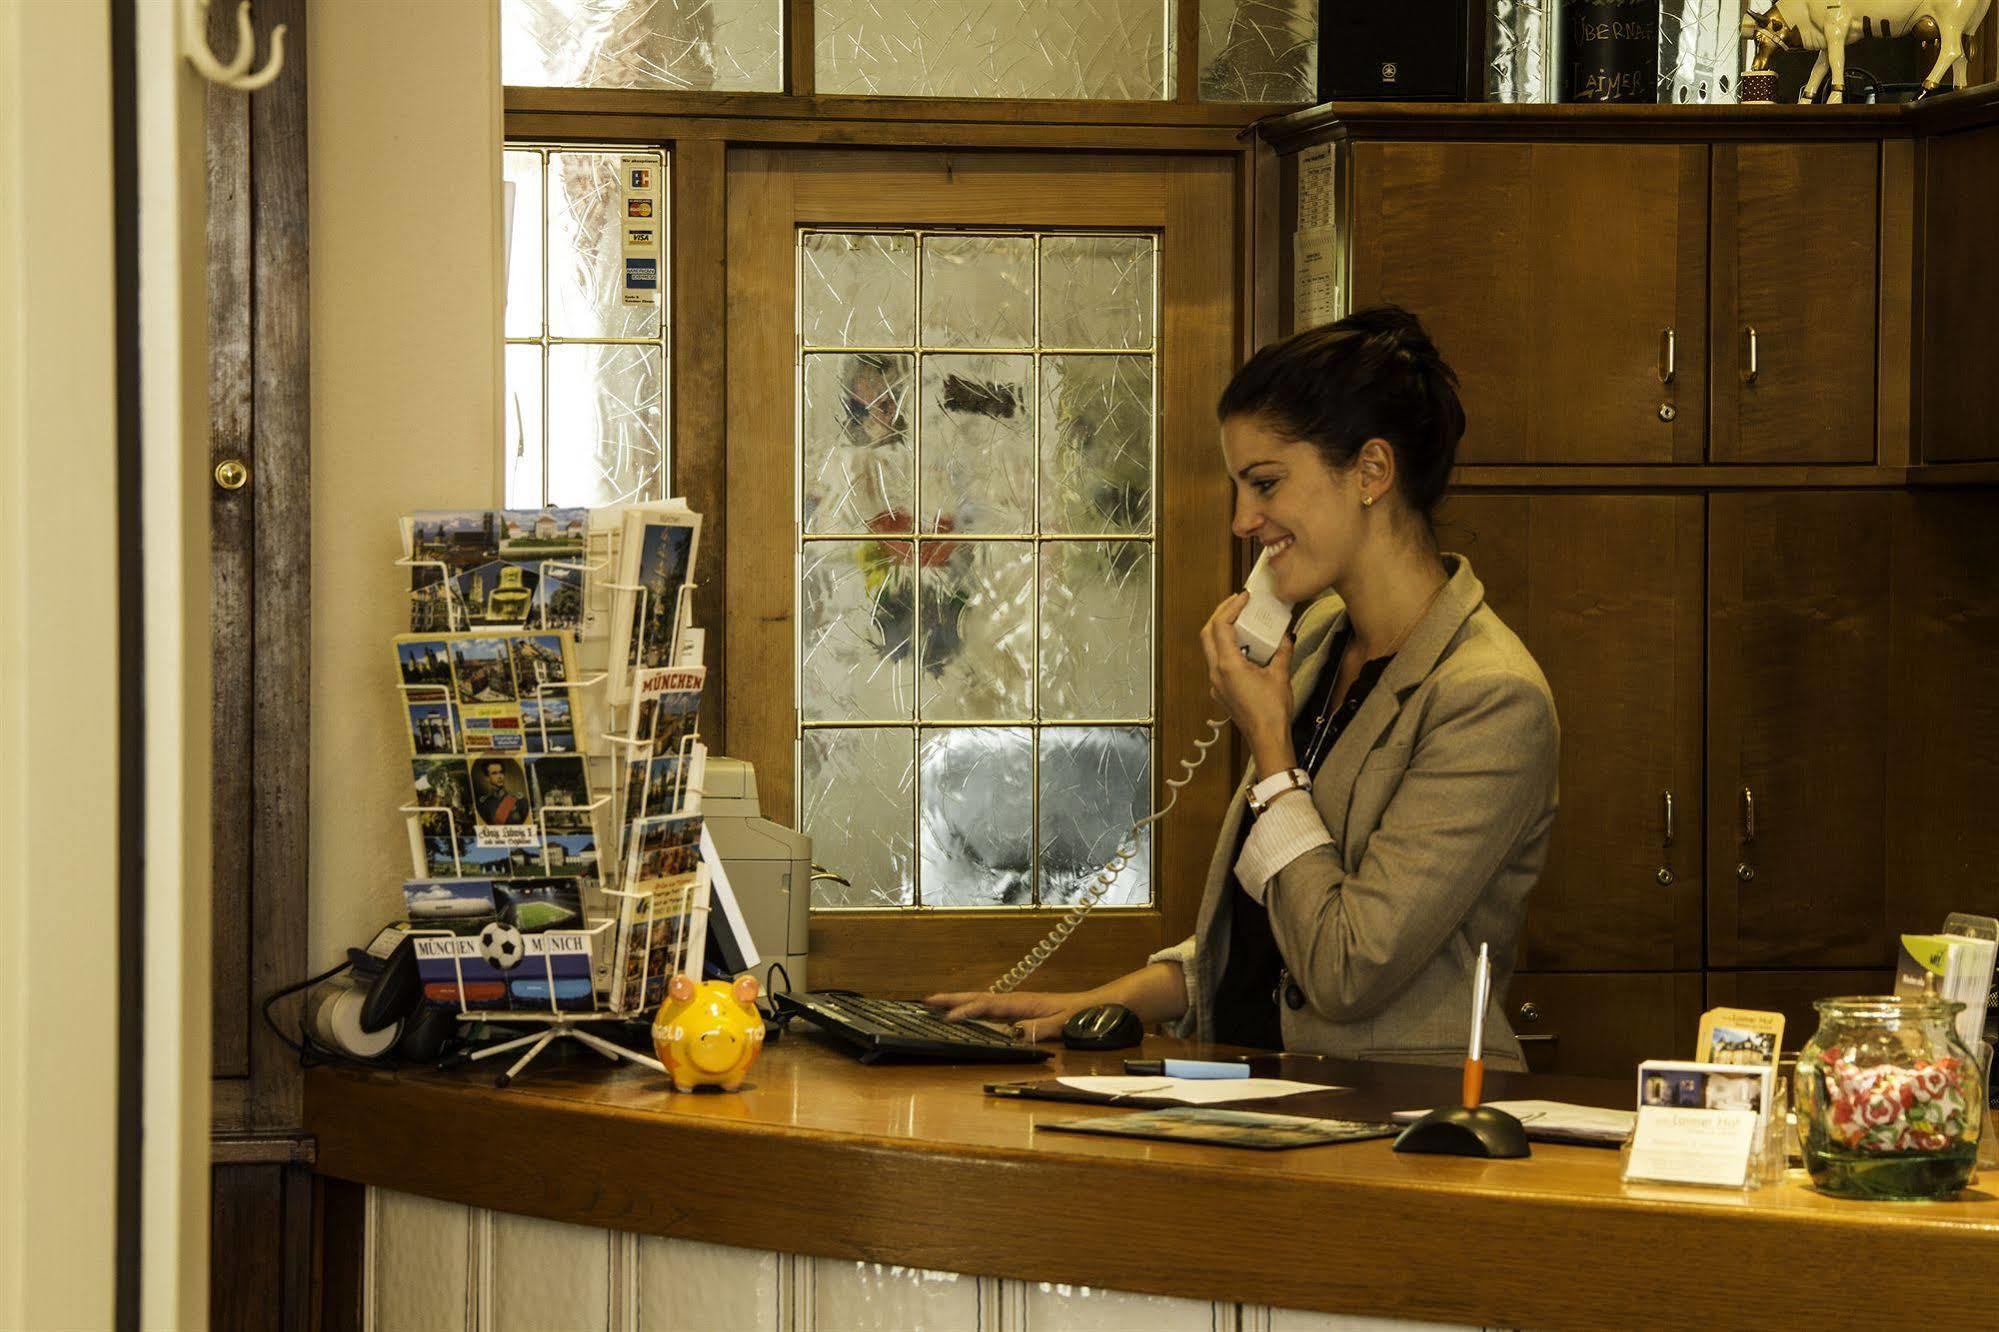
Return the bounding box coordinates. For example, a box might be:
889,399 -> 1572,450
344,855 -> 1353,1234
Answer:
393,507 -> 709,1086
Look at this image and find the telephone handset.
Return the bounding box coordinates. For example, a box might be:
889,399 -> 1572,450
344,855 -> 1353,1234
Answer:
988,552 -> 1296,993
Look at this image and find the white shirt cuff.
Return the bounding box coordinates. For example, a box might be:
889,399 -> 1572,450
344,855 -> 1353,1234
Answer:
1147,933 -> 1199,1025
1233,792 -> 1333,905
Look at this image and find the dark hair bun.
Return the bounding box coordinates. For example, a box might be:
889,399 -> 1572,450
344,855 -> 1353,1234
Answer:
1216,304 -> 1466,519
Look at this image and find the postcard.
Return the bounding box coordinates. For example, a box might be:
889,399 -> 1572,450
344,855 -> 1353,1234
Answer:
498,507 -> 588,558
450,636 -> 517,703
495,876 -> 586,932
607,506 -> 700,702
407,509 -> 502,580
1696,1007 -> 1785,1070
541,831 -> 599,880
457,842 -> 520,878
628,813 -> 703,889
1039,1108 -> 1399,1151
411,935 -> 508,1009
1637,1060 -> 1773,1116
452,560 -> 542,628
409,757 -> 472,839
527,755 -> 592,832
396,638 -> 456,690
405,699 -> 459,755
404,877 -> 498,928
519,693 -> 576,753
507,932 -> 596,1011
469,755 -> 532,827
459,702 -> 524,753
631,665 -> 704,748
530,563 -> 587,633
417,834 -> 469,879
612,877 -> 705,1012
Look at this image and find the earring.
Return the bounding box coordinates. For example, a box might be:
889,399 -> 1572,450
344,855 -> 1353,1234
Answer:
1360,493 -> 1375,508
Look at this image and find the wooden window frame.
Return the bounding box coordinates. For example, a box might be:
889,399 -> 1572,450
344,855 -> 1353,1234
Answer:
502,49 -> 1286,994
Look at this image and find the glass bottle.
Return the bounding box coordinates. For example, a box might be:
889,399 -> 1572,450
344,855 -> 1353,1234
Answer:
1793,996 -> 1985,1201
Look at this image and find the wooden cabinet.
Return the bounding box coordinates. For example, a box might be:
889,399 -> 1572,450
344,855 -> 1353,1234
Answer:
1887,492 -> 1999,930
1348,141 -> 1707,465
1710,143 -> 1880,463
1441,493 -> 1704,971
1706,970 -> 1896,1049
1708,492 -> 1893,967
1506,972 -> 1704,1078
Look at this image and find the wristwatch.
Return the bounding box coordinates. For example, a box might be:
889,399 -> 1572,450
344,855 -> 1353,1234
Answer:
1247,767 -> 1312,815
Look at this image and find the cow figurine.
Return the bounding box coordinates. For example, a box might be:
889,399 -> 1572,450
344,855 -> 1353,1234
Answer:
651,973 -> 766,1092
1742,0 -> 1993,102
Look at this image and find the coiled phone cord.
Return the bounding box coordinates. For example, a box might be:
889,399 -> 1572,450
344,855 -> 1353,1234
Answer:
988,714 -> 1230,994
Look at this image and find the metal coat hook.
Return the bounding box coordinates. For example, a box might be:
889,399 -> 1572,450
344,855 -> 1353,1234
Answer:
182,0 -> 286,93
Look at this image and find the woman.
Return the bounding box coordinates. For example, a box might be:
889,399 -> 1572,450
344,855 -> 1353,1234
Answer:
928,306 -> 1559,1069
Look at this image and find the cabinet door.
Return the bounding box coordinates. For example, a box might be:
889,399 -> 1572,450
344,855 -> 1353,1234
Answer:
1887,493 -> 1999,931
1349,141 -> 1706,465
1709,492 -> 1892,967
1707,970 -> 1895,1052
1710,143 -> 1879,463
1442,494 -> 1704,971
1507,972 -> 1704,1078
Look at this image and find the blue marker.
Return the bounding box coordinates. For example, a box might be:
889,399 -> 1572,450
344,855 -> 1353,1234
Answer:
1122,1057 -> 1251,1080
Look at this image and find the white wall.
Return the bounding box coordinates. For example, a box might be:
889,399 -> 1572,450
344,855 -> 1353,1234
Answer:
308,0 -> 504,964
0,3 -> 122,1325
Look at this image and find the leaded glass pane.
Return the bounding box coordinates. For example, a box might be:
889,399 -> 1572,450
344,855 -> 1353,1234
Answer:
1197,0 -> 1317,102
804,728 -> 915,907
548,151 -> 660,339
503,0 -> 784,92
801,540 -> 914,722
920,354 -> 1033,534
1039,727 -> 1150,905
803,353 -> 914,536
919,727 -> 1034,906
814,0 -> 1176,99
1039,355 -> 1153,535
1038,236 -> 1154,350
801,233 -> 915,349
918,541 -> 1034,721
1039,542 -> 1151,721
921,235 -> 1034,350
504,151 -> 543,338
546,343 -> 664,506
504,346 -> 545,511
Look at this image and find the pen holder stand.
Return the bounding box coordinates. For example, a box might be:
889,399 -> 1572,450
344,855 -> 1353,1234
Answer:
1392,1104 -> 1531,1159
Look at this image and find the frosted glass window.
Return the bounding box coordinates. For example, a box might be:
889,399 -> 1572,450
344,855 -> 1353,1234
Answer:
503,0 -> 784,91
815,0 -> 1177,99
1198,0 -> 1317,102
505,145 -> 669,509
799,230 -> 1158,910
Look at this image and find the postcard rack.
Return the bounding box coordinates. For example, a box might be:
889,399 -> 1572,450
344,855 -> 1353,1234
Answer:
394,506 -> 711,1085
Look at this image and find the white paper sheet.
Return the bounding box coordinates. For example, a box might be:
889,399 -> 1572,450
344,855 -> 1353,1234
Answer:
1057,1076 -> 1333,1105
1393,1099 -> 1637,1145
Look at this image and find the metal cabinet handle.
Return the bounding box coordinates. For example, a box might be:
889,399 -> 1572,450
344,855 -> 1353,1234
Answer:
1515,1034 -> 1559,1046
1740,786 -> 1756,843
1662,790 -> 1675,846
1743,325 -> 1759,383
1658,327 -> 1676,384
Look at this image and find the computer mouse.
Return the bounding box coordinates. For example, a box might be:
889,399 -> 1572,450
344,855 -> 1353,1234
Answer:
1061,1002 -> 1145,1051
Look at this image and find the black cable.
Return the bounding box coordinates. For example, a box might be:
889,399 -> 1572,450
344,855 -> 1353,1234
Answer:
259,958 -> 354,1063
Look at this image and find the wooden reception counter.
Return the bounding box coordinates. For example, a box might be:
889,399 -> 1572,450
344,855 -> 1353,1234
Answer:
307,1034 -> 1999,1330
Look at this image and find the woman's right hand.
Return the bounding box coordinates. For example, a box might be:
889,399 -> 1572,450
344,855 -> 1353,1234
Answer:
922,990 -> 1092,1043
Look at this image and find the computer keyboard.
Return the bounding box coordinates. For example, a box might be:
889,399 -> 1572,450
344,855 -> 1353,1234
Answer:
774,991 -> 1053,1064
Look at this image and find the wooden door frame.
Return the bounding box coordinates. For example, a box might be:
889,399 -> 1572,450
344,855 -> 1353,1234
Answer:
725,147 -> 1241,995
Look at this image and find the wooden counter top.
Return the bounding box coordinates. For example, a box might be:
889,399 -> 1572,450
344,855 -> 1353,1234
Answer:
308,1032 -> 1999,1330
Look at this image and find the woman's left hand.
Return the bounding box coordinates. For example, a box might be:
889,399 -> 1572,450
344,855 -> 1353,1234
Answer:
1201,592 -> 1297,769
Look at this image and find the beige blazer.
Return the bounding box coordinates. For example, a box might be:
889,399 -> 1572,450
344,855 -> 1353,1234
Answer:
1156,554 -> 1559,1070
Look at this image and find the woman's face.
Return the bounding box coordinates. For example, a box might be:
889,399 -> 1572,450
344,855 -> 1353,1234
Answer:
1221,414 -> 1363,604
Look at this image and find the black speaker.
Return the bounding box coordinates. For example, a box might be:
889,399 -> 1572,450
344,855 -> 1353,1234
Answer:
1317,0 -> 1482,102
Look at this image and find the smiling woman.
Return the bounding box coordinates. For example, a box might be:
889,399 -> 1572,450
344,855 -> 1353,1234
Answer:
934,307 -> 1562,1066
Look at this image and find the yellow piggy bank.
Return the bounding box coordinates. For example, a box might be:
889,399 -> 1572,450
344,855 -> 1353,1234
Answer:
651,973 -> 765,1092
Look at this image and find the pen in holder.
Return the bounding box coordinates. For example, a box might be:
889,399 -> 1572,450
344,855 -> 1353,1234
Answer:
1393,941 -> 1531,1159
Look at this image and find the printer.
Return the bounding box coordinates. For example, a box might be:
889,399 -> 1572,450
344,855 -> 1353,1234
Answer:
701,757 -> 811,991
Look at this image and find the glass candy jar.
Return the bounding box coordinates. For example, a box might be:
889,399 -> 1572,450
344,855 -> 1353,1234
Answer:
1793,996 -> 1984,1200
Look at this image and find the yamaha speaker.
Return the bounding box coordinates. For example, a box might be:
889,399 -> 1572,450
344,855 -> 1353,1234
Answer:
1317,0 -> 1483,102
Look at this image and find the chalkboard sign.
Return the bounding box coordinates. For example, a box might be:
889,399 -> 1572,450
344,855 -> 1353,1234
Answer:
1562,0 -> 1660,103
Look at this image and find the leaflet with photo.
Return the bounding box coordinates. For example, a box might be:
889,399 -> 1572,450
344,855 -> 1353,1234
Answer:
607,505 -> 700,703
